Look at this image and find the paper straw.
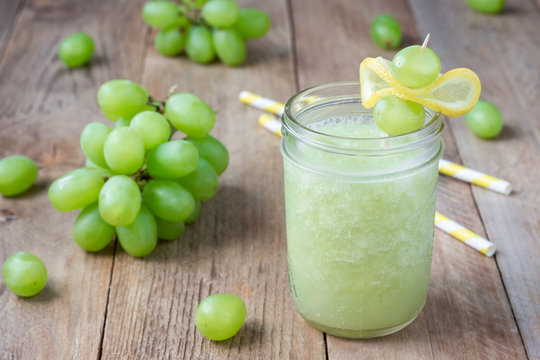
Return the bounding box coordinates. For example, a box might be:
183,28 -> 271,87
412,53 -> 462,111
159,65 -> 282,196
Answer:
438,159 -> 511,195
258,114 -> 282,137
241,91 -> 513,196
239,91 -> 285,117
435,212 -> 496,256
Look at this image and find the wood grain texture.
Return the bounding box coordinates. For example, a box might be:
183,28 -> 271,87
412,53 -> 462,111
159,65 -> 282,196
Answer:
291,0 -> 528,358
0,0 -> 149,358
99,1 -> 326,359
410,0 -> 540,358
0,0 -> 26,59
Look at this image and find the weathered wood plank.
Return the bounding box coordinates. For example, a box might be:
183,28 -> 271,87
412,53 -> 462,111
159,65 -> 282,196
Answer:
410,0 -> 540,358
99,1 -> 326,359
0,0 -> 26,60
291,0 -> 527,358
0,0 -> 149,358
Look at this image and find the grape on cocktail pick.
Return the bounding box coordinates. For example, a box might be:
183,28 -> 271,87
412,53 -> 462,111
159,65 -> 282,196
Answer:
465,99 -> 504,139
2,252 -> 47,297
0,156 -> 38,197
373,95 -> 426,136
370,14 -> 402,50
195,293 -> 246,341
391,34 -> 441,89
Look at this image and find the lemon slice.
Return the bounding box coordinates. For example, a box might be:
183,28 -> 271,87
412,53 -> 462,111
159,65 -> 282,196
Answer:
359,57 -> 481,117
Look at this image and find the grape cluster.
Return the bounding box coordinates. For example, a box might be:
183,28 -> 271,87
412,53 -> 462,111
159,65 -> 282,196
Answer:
48,79 -> 229,258
142,0 -> 271,66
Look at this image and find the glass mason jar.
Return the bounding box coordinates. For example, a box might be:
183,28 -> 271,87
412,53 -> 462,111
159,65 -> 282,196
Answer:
280,82 -> 444,338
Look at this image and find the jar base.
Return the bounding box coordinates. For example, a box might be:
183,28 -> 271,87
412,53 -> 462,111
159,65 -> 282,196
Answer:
304,315 -> 418,339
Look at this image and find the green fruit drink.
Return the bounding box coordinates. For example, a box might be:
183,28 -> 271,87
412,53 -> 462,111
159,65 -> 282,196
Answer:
280,82 -> 444,338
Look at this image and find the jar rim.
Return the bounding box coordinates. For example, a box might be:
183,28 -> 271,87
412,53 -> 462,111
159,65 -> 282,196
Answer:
282,81 -> 443,155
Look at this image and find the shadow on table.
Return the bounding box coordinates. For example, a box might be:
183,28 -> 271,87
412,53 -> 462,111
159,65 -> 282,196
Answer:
141,183 -> 278,264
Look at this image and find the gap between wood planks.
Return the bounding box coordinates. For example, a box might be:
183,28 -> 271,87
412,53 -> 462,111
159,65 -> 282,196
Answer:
96,25 -> 153,360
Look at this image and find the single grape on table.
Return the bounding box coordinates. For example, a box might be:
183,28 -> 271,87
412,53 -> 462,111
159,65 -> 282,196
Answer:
370,14 -> 402,50
195,293 -> 246,341
48,79 -> 229,258
142,0 -> 271,66
2,252 -> 47,297
465,99 -> 503,139
466,0 -> 505,14
58,32 -> 94,68
0,155 -> 38,197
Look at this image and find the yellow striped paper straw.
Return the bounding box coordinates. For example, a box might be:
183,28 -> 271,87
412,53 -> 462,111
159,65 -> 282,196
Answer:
438,159 -> 511,195
258,114 -> 282,137
435,212 -> 496,256
239,91 -> 286,117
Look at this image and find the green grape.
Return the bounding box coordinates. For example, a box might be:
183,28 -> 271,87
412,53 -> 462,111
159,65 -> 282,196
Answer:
97,80 -> 153,121
143,180 -> 195,222
187,135 -> 229,175
73,202 -> 115,252
185,26 -> 216,64
49,168 -> 104,212
466,0 -> 505,13
233,8 -> 271,39
212,29 -> 246,66
155,217 -> 185,240
185,199 -> 202,224
165,93 -> 215,139
370,14 -> 402,50
146,140 -> 199,179
195,293 -> 246,341
465,99 -> 503,139
58,32 -> 94,68
103,127 -> 145,174
373,95 -> 425,136
201,0 -> 239,28
177,158 -> 218,201
2,252 -> 47,297
142,1 -> 188,29
391,45 -> 441,88
99,175 -> 141,226
0,156 -> 38,197
155,27 -> 188,56
80,122 -> 111,169
115,117 -> 131,128
130,111 -> 171,151
117,203 -> 157,257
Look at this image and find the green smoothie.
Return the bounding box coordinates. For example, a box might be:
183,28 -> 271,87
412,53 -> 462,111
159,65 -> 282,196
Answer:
283,115 -> 441,338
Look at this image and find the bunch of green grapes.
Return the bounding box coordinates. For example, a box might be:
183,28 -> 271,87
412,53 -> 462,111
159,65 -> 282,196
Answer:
48,79 -> 229,258
142,0 -> 271,66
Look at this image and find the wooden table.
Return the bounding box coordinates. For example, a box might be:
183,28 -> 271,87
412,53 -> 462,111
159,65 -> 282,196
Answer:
1,0 -> 539,358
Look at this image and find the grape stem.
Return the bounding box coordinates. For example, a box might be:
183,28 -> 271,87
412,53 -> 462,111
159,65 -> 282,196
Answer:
421,33 -> 431,50
148,97 -> 165,114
